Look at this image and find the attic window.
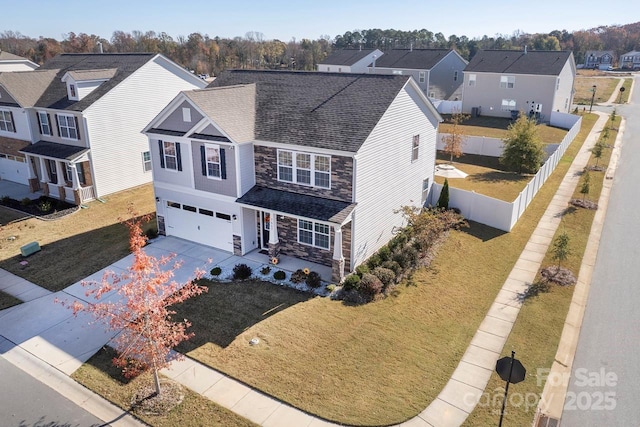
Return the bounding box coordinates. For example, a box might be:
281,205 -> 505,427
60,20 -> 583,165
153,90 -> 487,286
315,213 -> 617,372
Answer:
453,71 -> 458,81
182,107 -> 191,123
69,84 -> 77,98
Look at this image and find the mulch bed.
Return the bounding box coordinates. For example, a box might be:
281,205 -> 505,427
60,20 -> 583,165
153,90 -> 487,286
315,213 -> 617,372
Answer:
0,196 -> 78,220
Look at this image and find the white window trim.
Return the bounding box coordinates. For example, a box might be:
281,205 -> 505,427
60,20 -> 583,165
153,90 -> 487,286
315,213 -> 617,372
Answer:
453,70 -> 458,81
412,135 -> 420,162
419,71 -> 426,83
182,107 -> 191,122
501,99 -> 516,111
468,74 -> 476,87
0,109 -> 14,133
500,75 -> 515,89
205,144 -> 222,180
163,141 -> 178,171
38,111 -> 51,136
277,149 -> 331,189
142,151 -> 152,172
298,219 -> 331,250
57,113 -> 78,140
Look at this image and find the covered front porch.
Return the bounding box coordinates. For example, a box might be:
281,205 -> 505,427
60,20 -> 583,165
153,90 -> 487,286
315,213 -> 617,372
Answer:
20,141 -> 95,205
237,186 -> 356,283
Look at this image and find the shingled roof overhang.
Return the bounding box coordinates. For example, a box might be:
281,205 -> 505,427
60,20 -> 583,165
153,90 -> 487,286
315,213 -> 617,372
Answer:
20,141 -> 89,161
236,186 -> 356,224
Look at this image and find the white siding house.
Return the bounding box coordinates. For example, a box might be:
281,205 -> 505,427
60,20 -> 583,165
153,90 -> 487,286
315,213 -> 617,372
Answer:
317,49 -> 383,73
0,51 -> 39,72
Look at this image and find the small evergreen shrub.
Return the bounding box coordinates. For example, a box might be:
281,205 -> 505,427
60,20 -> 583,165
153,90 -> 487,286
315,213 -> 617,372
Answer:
372,267 -> 396,287
355,264 -> 370,277
290,269 -> 307,284
20,197 -> 31,207
437,179 -> 450,209
366,253 -> 382,270
260,266 -> 271,275
359,273 -> 384,300
305,271 -> 322,288
273,270 -> 286,281
342,274 -> 361,291
388,233 -> 408,252
210,266 -> 222,276
37,200 -> 52,213
326,284 -> 337,292
144,227 -> 158,239
381,260 -> 403,276
377,246 -> 392,263
232,263 -> 252,280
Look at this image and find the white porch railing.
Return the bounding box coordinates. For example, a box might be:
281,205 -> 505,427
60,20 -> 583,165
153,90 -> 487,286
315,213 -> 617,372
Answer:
80,185 -> 96,202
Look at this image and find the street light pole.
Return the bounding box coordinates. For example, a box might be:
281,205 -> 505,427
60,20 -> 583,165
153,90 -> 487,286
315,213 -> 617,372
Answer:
589,85 -> 597,113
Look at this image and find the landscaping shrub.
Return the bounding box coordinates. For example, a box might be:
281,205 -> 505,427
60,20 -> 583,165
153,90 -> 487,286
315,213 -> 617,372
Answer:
377,246 -> 392,263
366,253 -> 382,270
326,284 -> 337,292
355,264 -> 370,277
1,195 -> 11,204
342,274 -> 361,291
305,271 -> 322,288
144,227 -> 158,239
273,270 -> 286,281
387,233 -> 408,253
20,197 -> 31,207
381,260 -> 403,276
393,245 -> 418,270
232,263 -> 252,280
37,199 -> 53,213
260,266 -> 271,275
290,269 -> 308,284
372,267 -> 396,287
210,266 -> 222,277
437,178 -> 449,209
359,273 -> 384,300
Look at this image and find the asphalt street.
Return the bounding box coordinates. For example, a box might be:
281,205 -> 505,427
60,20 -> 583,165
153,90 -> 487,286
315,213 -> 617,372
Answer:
562,75 -> 640,424
0,356 -> 106,427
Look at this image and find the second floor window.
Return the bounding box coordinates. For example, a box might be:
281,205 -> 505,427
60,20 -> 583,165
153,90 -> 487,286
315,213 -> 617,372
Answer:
38,111 -> 51,135
206,146 -> 221,178
500,76 -> 515,89
57,114 -> 79,139
0,110 -> 15,133
412,135 -> 420,162
142,151 -> 152,172
419,71 -> 426,83
277,149 -> 330,188
163,141 -> 178,170
468,74 -> 476,87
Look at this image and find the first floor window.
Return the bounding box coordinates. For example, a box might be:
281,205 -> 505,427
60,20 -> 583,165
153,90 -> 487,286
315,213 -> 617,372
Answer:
38,111 -> 51,135
501,99 -> 516,111
412,135 -> 420,162
298,219 -> 330,249
142,151 -> 152,172
0,110 -> 15,133
57,114 -> 78,139
421,178 -> 430,205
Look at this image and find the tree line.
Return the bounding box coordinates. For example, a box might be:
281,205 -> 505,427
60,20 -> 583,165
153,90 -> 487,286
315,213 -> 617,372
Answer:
1,22 -> 638,76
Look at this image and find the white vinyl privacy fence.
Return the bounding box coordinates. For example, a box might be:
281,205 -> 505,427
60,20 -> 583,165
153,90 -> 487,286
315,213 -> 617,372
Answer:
431,112 -> 582,231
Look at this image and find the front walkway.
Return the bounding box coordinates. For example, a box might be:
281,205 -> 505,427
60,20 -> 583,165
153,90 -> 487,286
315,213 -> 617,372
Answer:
0,112 -> 616,427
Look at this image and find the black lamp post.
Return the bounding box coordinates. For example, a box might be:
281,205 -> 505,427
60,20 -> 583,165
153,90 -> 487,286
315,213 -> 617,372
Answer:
589,85 -> 597,112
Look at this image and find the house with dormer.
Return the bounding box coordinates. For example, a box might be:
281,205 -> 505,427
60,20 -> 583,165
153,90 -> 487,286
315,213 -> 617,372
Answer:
0,53 -> 205,204
461,49 -> 576,121
144,70 -> 441,281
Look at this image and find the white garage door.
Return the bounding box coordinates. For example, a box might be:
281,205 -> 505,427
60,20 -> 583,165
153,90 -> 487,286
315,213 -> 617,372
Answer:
0,155 -> 29,184
165,202 -> 233,252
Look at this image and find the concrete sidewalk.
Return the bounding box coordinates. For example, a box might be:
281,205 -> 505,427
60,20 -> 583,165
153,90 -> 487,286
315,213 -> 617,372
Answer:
0,112 -> 615,427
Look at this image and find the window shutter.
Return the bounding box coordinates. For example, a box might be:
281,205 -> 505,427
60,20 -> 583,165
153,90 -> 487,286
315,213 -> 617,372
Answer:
158,140 -> 165,168
220,148 -> 227,179
47,114 -> 52,135
200,145 -> 206,176
74,116 -> 80,139
36,112 -> 42,133
176,142 -> 182,171
9,111 -> 15,132
54,114 -> 60,137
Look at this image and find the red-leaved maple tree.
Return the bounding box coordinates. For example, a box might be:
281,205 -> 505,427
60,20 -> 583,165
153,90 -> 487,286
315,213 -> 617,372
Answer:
69,210 -> 208,395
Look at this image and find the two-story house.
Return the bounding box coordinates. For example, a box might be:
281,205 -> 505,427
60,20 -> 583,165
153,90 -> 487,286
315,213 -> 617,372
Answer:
0,53 -> 205,204
367,49 -> 468,100
584,50 -> 615,70
143,70 -> 442,282
317,48 -> 383,73
620,50 -> 640,70
0,51 -> 39,72
461,49 -> 576,121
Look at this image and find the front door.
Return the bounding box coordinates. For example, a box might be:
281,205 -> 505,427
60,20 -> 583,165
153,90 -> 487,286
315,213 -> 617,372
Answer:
260,211 -> 270,250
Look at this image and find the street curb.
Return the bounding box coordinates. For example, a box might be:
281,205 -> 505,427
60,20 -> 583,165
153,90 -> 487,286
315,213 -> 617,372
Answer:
0,338 -> 147,427
534,114 -> 626,422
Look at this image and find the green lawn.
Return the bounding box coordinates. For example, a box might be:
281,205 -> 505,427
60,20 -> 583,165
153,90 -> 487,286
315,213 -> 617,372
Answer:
439,116 -> 568,143
464,114 -> 616,426
616,78 -> 633,104
0,290 -> 21,310
573,77 -> 619,105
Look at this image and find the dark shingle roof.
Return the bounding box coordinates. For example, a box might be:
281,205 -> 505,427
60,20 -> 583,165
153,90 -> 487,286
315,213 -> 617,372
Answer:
372,49 -> 455,69
207,70 -> 411,152
319,49 -> 379,66
237,186 -> 356,224
148,128 -> 187,137
464,50 -> 573,76
35,53 -> 155,111
20,141 -> 89,161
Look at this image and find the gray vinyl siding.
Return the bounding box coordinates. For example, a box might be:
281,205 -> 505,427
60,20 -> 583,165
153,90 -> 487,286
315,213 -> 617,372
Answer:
237,142 -> 255,196
351,83 -> 438,269
150,137 -> 192,187
0,85 -> 19,105
192,141 -> 237,197
553,61 -> 575,113
371,67 -> 429,94
429,52 -> 467,100
155,100 -> 204,132
200,123 -> 226,138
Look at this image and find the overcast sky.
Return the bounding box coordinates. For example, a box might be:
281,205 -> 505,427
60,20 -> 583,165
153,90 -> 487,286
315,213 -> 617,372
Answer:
3,0 -> 635,42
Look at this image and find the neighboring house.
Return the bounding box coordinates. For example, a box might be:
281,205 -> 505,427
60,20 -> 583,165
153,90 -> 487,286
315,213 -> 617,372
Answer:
620,50 -> 640,70
143,70 -> 442,281
0,51 -> 39,72
461,49 -> 576,121
367,49 -> 468,100
317,48 -> 382,73
0,53 -> 205,205
584,50 -> 615,70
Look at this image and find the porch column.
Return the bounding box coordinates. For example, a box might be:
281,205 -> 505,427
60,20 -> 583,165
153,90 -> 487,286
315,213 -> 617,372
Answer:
55,160 -> 65,199
332,226 -> 345,283
38,157 -> 50,196
25,155 -> 36,179
69,163 -> 80,190
267,211 -> 280,260
26,155 -> 39,193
